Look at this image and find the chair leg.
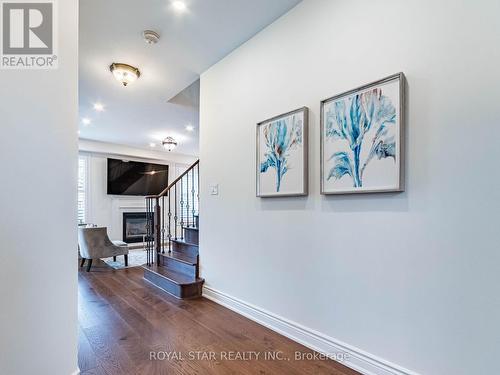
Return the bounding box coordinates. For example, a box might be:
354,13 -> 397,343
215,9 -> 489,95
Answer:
80,258 -> 85,268
124,254 -> 128,267
86,259 -> 93,272
113,256 -> 116,261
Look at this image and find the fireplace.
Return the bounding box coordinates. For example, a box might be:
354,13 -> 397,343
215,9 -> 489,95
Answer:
123,212 -> 153,243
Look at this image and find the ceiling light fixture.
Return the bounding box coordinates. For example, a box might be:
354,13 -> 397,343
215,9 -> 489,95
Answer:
109,63 -> 141,86
143,30 -> 160,44
172,0 -> 187,12
186,124 -> 194,132
149,142 -> 156,148
162,136 -> 178,152
93,103 -> 105,112
82,118 -> 91,126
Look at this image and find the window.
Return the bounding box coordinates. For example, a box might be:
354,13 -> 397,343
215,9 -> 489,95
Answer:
77,156 -> 88,224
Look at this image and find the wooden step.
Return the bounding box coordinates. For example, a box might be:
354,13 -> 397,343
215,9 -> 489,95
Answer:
171,238 -> 198,257
183,226 -> 199,245
143,264 -> 204,299
158,251 -> 197,278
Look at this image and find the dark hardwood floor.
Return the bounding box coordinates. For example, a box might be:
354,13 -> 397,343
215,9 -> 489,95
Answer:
78,260 -> 359,375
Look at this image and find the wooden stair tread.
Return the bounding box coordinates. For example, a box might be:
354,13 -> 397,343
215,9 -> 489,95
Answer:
159,251 -> 197,265
142,264 -> 203,286
171,238 -> 199,247
183,226 -> 199,231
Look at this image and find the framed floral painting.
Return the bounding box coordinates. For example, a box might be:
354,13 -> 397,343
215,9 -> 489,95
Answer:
256,107 -> 308,197
321,73 -> 405,194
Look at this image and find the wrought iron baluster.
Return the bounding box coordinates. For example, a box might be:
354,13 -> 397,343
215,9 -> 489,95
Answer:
191,166 -> 195,227
168,191 -> 172,253
150,198 -> 152,266
155,197 -> 161,264
185,170 -> 190,228
174,183 -> 178,240
180,177 -> 184,239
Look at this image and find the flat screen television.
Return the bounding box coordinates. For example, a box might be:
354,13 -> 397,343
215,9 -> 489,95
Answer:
107,158 -> 169,196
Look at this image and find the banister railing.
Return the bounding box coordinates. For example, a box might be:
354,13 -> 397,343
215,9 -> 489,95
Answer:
146,159 -> 200,199
144,159 -> 199,266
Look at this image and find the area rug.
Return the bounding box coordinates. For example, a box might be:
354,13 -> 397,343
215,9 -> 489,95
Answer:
102,249 -> 147,269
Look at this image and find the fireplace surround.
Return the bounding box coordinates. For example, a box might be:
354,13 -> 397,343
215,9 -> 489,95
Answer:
122,212 -> 153,243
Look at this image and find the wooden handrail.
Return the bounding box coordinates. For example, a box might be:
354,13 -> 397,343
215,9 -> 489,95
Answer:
145,159 -> 199,199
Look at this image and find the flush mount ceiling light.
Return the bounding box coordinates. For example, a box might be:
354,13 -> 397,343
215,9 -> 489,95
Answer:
162,136 -> 178,152
185,124 -> 194,132
143,30 -> 160,45
93,102 -> 105,112
82,117 -> 91,126
109,63 -> 140,86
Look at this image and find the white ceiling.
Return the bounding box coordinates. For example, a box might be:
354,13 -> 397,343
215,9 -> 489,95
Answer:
79,0 -> 301,155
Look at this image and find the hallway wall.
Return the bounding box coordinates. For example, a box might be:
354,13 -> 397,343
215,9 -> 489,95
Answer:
0,1 -> 79,374
199,1 -> 500,374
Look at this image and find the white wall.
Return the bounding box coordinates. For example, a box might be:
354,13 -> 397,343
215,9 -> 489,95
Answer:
79,140 -> 197,240
200,1 -> 500,374
0,1 -> 78,374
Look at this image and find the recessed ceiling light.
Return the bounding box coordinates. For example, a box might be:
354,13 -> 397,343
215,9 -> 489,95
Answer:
93,103 -> 104,112
172,1 -> 187,12
78,130 -> 81,135
186,124 -> 194,132
82,118 -> 91,126
149,142 -> 156,148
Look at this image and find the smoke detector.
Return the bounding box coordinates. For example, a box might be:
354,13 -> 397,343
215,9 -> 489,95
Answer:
143,30 -> 160,44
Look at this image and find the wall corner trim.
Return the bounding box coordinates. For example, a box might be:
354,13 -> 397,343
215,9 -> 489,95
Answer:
203,286 -> 419,375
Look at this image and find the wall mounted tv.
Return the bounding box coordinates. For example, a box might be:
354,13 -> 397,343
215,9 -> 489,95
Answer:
107,158 -> 169,196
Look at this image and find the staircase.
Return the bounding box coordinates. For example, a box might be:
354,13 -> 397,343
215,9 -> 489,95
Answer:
142,160 -> 204,299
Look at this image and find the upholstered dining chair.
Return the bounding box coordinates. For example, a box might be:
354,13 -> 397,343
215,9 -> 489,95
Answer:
78,227 -> 129,271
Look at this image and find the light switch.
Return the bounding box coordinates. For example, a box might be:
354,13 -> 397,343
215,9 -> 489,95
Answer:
210,184 -> 219,195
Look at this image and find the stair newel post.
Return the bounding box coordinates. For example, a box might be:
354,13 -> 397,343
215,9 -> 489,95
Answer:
167,191 -> 172,253
154,197 -> 161,264
149,197 -> 153,266
145,198 -> 150,266
173,184 -> 177,240
161,196 -> 165,254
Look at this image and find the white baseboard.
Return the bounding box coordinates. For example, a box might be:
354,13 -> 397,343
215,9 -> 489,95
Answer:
203,286 -> 418,375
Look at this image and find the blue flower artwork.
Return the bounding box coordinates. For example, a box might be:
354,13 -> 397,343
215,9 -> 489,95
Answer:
321,74 -> 404,194
257,108 -> 308,197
